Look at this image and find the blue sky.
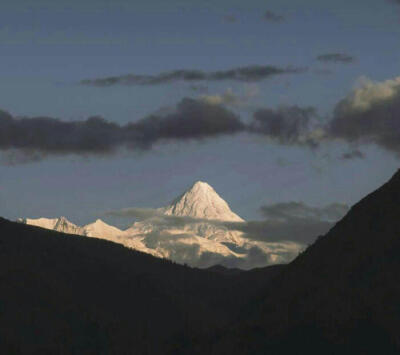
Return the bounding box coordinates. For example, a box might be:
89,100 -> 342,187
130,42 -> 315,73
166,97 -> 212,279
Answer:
0,0 -> 399,227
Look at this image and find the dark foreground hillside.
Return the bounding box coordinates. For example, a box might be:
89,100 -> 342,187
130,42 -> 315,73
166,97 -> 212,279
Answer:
0,217 -> 283,355
192,169 -> 400,355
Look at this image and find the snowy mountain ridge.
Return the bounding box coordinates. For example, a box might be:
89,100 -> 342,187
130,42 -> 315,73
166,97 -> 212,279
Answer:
18,181 -> 302,269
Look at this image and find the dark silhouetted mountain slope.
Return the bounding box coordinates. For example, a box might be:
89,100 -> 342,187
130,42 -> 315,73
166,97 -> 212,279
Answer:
0,217 -> 283,355
197,169 -> 400,354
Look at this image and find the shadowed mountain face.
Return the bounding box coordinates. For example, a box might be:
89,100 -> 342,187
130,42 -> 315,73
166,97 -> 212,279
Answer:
1,169 -> 400,354
0,217 -> 283,355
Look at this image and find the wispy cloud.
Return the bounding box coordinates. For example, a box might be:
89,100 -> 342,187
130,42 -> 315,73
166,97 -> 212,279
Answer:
316,53 -> 355,64
80,65 -> 306,87
227,202 -> 349,244
260,201 -> 349,221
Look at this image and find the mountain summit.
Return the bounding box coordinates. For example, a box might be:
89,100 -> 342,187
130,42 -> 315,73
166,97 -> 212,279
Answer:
163,181 -> 244,222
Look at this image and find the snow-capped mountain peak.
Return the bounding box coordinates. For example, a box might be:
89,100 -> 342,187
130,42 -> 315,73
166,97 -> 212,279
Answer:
83,219 -> 123,238
162,181 -> 244,222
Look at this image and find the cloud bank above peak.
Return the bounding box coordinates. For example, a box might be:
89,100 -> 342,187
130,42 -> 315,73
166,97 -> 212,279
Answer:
2,74 -> 400,164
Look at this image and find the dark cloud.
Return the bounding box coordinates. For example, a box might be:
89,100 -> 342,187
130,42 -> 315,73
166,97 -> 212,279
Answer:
0,98 -> 244,163
0,113 -> 125,156
227,202 -> 348,244
248,105 -> 323,146
2,101 -> 332,164
316,53 -> 355,64
81,70 -> 206,86
328,77 -> 400,155
133,98 -> 244,143
80,65 -> 306,87
263,10 -> 285,23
